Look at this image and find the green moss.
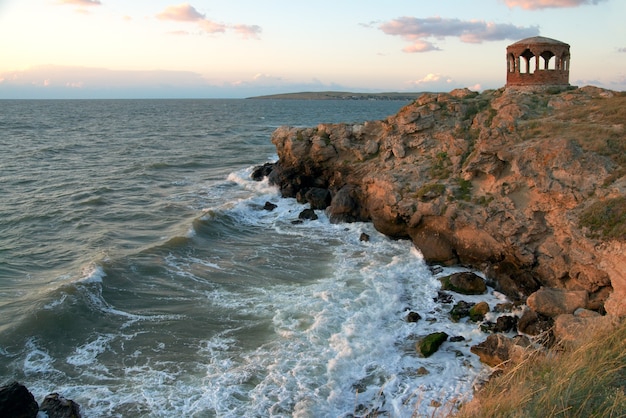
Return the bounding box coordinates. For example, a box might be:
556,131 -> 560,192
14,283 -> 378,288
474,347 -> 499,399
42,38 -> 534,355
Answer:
415,183 -> 446,200
579,197 -> 626,240
454,178 -> 473,201
417,332 -> 449,357
430,151 -> 452,179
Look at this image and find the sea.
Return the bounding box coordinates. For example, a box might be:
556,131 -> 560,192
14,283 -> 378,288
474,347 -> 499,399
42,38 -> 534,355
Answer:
0,99 -> 509,417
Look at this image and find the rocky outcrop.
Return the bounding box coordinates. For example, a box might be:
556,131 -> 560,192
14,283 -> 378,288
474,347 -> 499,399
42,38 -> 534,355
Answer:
0,382 -> 81,418
265,86 -> 626,316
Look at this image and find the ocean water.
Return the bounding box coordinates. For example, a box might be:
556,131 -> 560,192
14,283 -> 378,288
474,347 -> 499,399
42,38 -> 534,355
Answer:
0,99 -> 508,417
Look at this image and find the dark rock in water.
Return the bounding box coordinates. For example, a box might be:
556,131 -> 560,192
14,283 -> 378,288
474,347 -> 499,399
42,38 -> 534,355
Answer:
327,185 -> 364,223
434,290 -> 454,304
0,381 -> 39,418
494,302 -> 514,313
416,366 -> 430,376
439,272 -> 487,295
449,300 -> 475,321
484,261 -> 540,302
263,201 -> 277,211
298,208 -> 318,221
251,162 -> 275,181
416,332 -> 449,357
449,335 -> 466,342
406,311 -> 422,323
40,393 -> 82,418
469,301 -> 490,321
359,232 -> 370,242
494,315 -> 518,333
304,187 -> 331,210
291,219 -> 304,225
429,265 -> 444,275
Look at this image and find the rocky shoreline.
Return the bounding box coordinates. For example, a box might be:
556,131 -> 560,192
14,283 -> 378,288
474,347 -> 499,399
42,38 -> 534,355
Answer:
252,85 -> 625,367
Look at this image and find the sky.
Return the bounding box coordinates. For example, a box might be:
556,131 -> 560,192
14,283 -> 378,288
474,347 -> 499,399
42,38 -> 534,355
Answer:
0,0 -> 624,98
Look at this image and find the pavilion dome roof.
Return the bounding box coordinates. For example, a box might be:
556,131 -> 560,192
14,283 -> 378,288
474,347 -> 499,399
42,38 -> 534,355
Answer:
508,36 -> 569,48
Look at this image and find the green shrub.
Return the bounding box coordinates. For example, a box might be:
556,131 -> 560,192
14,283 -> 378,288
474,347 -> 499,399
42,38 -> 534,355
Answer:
579,197 -> 626,240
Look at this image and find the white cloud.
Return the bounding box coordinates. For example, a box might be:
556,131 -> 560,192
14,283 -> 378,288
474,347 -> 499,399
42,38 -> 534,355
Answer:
412,73 -> 453,85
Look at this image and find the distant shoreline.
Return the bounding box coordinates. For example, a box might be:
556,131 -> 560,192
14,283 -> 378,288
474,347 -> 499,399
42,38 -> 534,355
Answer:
246,91 -> 424,101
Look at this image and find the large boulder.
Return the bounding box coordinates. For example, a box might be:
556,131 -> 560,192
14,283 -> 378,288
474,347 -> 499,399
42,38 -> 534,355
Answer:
440,272 -> 487,295
0,381 -> 38,418
39,393 -> 82,418
526,287 -> 589,317
304,187 -> 331,210
553,311 -> 621,343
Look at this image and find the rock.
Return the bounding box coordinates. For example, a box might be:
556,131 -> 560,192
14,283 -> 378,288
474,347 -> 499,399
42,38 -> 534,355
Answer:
434,290 -> 454,304
0,381 -> 39,418
406,311 -> 422,323
298,208 -> 318,221
269,88 -> 625,317
517,308 -> 553,336
304,187 -> 331,210
263,201 -> 277,211
439,272 -> 487,295
359,232 -> 370,242
526,287 -> 589,317
416,332 -> 449,357
40,393 -> 82,418
493,302 -> 514,313
494,315 -> 518,333
450,301 -> 475,321
450,335 -> 466,342
251,162 -> 274,180
470,334 -> 531,367
484,261 -> 541,302
553,313 -> 620,343
416,366 -> 430,376
469,301 -> 490,321
327,185 -> 364,224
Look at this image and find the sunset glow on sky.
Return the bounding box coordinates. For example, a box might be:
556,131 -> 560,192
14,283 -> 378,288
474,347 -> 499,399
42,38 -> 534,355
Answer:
0,0 -> 624,98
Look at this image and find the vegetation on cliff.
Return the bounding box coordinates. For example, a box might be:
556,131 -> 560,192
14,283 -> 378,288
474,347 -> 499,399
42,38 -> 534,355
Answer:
456,319 -> 626,418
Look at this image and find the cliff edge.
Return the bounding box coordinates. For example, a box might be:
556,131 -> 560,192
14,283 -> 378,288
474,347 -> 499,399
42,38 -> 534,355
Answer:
265,86 -> 626,316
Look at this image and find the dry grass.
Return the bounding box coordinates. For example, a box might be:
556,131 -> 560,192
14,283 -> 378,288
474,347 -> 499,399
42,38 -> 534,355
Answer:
454,320 -> 626,418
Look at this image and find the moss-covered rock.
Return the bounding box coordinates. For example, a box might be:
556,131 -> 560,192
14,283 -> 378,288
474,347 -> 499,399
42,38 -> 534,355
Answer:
469,301 -> 490,321
439,272 -> 487,295
416,332 -> 449,357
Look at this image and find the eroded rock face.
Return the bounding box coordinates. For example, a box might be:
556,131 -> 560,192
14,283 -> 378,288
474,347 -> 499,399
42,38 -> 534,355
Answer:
268,87 -> 626,316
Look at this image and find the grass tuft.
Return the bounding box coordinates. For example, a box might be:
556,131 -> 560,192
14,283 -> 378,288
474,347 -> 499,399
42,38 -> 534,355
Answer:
455,319 -> 626,418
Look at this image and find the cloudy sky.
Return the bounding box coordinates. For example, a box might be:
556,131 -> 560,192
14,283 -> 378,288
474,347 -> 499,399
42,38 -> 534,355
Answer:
0,0 -> 624,98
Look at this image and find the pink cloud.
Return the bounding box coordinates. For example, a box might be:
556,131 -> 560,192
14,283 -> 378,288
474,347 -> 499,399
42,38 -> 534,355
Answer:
156,3 -> 260,38
503,0 -> 607,9
198,20 -> 227,34
58,0 -> 102,5
156,3 -> 205,22
380,16 -> 538,53
403,40 -> 440,53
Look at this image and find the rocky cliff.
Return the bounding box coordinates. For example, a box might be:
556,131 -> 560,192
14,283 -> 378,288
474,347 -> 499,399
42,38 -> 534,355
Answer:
263,86 -> 626,317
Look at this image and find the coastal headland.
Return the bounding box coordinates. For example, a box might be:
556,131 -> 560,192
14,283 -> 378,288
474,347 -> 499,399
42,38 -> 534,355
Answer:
257,86 -> 626,321
247,91 -> 424,101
